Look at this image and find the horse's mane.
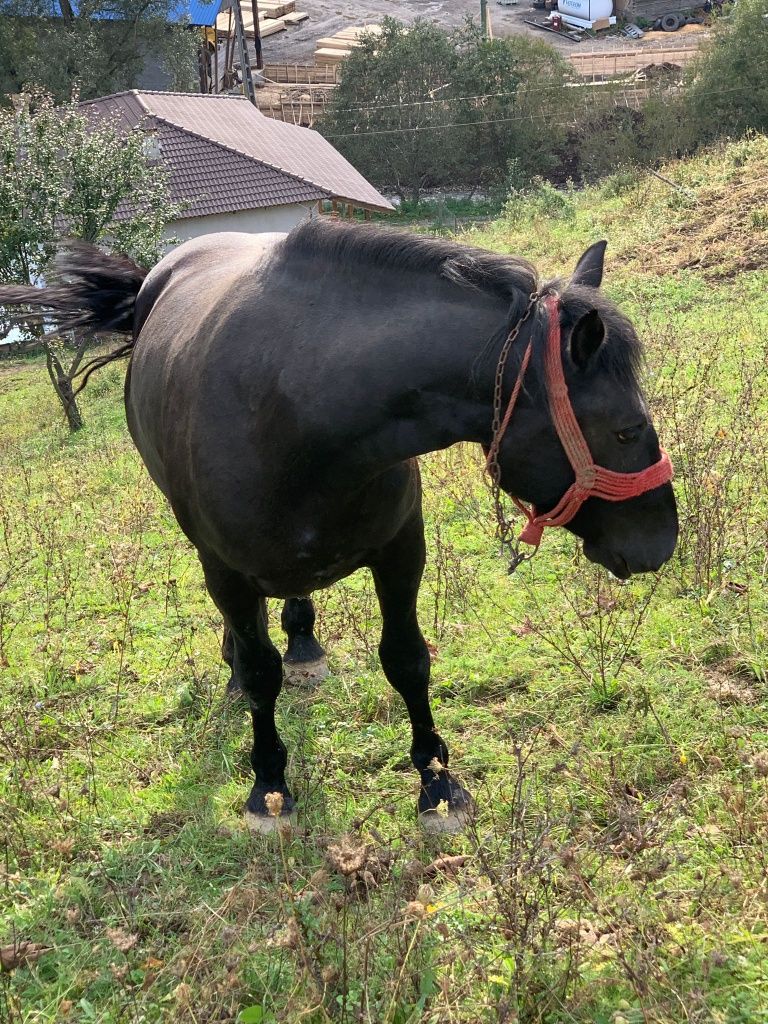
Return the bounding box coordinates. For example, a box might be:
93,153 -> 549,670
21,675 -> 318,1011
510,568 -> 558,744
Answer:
285,219 -> 643,392
285,218 -> 538,303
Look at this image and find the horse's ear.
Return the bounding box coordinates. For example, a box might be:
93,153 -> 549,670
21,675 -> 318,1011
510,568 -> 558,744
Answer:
569,309 -> 605,371
572,240 -> 607,289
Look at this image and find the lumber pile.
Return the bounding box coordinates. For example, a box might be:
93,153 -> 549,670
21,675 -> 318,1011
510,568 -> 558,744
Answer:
216,0 -> 307,41
260,0 -> 293,15
313,24 -> 381,65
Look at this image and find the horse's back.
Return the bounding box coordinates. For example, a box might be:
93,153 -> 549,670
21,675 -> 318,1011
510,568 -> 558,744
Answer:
133,231 -> 286,338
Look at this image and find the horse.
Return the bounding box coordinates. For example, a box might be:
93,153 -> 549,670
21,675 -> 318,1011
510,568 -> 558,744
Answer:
0,221 -> 677,833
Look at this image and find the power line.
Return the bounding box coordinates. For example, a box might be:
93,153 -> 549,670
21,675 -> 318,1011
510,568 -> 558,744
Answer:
320,60 -> 768,139
303,43 -> 768,131
325,113 -> 573,139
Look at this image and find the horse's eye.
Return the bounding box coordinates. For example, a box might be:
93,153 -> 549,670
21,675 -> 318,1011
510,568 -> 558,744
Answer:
615,423 -> 645,444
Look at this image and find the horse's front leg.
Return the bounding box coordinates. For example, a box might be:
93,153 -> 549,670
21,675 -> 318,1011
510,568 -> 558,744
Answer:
369,510 -> 474,833
200,554 -> 295,832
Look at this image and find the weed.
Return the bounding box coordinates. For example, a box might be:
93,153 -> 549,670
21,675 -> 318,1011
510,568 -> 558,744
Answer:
2,139 -> 768,1022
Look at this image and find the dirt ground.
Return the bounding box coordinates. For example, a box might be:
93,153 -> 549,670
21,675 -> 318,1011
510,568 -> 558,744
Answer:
259,0 -> 711,62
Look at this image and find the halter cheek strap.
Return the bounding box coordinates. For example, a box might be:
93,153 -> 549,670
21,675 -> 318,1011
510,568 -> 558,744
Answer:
486,292 -> 674,554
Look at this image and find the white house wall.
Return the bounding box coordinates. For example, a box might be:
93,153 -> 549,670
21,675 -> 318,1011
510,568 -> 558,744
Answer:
164,203 -> 318,246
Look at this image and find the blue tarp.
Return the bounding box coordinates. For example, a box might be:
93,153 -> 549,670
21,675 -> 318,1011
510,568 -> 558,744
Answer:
50,0 -> 226,26
169,0 -> 224,26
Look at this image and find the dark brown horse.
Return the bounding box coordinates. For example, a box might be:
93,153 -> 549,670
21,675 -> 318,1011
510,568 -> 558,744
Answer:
0,222 -> 677,832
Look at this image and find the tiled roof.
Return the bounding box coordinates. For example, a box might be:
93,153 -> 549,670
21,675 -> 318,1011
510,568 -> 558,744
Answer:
153,122 -> 327,216
80,91 -> 393,217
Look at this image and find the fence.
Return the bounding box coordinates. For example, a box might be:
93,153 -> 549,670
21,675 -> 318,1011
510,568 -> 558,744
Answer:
567,45 -> 699,80
254,49 -> 690,125
0,339 -> 44,360
262,62 -> 341,84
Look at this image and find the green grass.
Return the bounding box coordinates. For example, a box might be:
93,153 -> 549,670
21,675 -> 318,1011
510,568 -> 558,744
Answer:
2,137 -> 768,1024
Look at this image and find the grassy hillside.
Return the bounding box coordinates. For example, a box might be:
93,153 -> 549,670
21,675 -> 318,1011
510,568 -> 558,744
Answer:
2,136 -> 768,1024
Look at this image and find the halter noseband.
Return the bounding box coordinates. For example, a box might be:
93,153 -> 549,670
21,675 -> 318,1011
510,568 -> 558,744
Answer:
485,292 -> 673,559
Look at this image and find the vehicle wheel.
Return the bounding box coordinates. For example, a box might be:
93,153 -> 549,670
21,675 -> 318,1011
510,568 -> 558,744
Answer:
661,12 -> 682,29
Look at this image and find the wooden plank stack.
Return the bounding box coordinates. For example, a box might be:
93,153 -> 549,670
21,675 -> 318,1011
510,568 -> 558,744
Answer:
216,1 -> 306,41
313,24 -> 381,65
264,62 -> 340,84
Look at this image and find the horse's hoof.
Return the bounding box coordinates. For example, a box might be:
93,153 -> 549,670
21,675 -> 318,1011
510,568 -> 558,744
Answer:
244,810 -> 297,834
417,770 -> 474,834
418,805 -> 473,834
283,657 -> 329,689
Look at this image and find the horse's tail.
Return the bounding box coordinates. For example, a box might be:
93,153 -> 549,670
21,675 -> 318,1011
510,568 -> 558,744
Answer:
0,242 -> 148,392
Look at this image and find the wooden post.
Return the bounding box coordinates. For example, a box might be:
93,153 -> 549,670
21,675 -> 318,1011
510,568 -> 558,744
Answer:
232,0 -> 257,104
198,27 -> 209,94
224,9 -> 235,88
480,0 -> 489,38
250,0 -> 263,69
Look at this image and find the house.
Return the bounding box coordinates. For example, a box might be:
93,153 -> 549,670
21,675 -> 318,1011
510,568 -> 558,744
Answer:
79,90 -> 392,243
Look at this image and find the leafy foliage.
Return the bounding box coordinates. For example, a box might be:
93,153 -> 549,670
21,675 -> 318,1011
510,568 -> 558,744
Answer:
565,0 -> 768,181
0,89 -> 177,288
0,90 -> 179,427
0,0 -> 198,103
320,18 -> 573,202
684,0 -> 768,141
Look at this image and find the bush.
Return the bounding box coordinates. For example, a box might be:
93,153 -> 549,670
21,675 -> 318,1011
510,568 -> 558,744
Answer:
319,18 -> 573,202
684,0 -> 768,142
503,179 -> 577,225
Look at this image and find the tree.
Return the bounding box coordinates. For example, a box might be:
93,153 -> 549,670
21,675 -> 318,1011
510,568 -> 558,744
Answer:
684,0 -> 768,142
319,18 -> 573,202
0,0 -> 198,103
0,90 -> 180,430
450,23 -> 573,189
320,19 -> 461,204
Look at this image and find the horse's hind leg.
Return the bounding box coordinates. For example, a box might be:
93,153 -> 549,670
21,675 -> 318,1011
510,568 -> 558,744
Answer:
200,553 -> 294,831
369,510 -> 473,833
281,597 -> 328,687
221,625 -> 236,694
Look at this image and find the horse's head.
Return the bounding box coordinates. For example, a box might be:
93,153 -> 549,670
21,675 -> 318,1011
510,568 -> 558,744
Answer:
496,242 -> 678,579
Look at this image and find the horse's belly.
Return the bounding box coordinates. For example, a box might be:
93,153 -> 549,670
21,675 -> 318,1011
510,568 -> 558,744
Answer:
250,550 -> 369,598
208,487 -> 413,596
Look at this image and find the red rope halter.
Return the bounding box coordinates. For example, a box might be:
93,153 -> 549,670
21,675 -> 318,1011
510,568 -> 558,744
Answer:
486,292 -> 674,554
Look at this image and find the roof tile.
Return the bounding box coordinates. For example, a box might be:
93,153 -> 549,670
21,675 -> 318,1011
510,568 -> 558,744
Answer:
80,90 -> 393,216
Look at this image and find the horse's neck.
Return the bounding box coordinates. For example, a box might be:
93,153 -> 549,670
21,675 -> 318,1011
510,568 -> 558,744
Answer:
348,288 -> 513,472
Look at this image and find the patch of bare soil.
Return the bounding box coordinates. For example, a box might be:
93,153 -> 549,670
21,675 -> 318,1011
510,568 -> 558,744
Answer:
622,161 -> 768,280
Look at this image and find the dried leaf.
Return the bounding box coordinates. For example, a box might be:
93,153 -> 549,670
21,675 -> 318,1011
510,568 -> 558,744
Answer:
105,927 -> 139,953
404,901 -> 427,920
0,941 -> 49,971
511,617 -> 534,637
268,917 -> 300,949
327,836 -> 367,876
424,854 -> 469,878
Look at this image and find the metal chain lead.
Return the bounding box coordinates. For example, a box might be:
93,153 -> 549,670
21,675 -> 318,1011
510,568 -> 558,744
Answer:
485,291 -> 540,573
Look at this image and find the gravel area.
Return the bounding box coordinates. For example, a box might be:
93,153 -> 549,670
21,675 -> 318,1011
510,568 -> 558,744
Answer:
258,0 -> 710,62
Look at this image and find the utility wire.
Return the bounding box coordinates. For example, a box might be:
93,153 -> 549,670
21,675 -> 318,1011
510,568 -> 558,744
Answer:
320,60 -> 768,139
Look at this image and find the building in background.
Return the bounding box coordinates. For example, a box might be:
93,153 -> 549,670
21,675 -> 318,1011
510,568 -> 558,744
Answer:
79,89 -> 392,242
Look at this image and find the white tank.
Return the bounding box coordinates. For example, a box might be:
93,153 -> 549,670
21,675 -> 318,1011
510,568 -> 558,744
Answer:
558,0 -> 613,19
